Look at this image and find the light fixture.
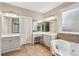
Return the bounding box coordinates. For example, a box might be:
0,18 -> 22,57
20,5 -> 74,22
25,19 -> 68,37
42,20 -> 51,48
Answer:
37,20 -> 43,23
0,11 -> 2,15
45,16 -> 56,21
3,13 -> 19,18
12,13 -> 17,17
4,13 -> 10,16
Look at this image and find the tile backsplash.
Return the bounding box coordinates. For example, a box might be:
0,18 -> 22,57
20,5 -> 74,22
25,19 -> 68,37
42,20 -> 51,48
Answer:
57,33 -> 79,43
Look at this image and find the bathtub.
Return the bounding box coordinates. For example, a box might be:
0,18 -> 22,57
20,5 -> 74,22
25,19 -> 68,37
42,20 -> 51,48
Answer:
51,39 -> 79,56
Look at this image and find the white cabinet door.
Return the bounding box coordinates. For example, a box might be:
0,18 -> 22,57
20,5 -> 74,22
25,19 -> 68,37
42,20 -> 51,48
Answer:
1,38 -> 10,52
20,16 -> 32,45
43,35 -> 51,47
1,37 -> 20,53
10,37 -> 20,49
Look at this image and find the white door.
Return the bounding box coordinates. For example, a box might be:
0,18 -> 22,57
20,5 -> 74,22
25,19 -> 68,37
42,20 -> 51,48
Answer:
20,16 -> 32,45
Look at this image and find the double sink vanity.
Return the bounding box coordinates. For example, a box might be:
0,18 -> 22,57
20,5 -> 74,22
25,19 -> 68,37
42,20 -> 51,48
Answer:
1,34 -> 20,53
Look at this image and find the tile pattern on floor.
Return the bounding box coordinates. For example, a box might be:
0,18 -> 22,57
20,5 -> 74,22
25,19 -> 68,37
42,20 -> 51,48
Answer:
2,44 -> 51,56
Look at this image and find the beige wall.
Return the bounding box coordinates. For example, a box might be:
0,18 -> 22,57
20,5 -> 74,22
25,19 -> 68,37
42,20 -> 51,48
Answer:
0,2 -> 76,21
44,2 -> 75,18
0,15 -> 2,55
57,2 -> 79,33
0,2 -> 75,21
0,2 -> 44,21
0,2 -> 77,34
7,17 -> 12,33
43,2 -> 76,33
0,2 -> 44,35
50,19 -> 57,32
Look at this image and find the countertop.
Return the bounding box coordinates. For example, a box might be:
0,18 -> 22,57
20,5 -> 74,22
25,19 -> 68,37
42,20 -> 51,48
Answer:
1,33 -> 20,37
33,32 -> 57,36
60,32 -> 79,35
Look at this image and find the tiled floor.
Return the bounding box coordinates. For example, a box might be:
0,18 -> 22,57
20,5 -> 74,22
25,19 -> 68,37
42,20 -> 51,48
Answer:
2,43 -> 51,56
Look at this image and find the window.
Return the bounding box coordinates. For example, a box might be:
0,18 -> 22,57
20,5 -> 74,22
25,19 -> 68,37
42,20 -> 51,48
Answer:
12,18 -> 19,33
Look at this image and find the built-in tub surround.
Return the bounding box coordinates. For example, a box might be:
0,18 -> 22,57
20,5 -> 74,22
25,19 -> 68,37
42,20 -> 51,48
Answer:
50,32 -> 79,56
51,39 -> 79,56
57,32 -> 79,43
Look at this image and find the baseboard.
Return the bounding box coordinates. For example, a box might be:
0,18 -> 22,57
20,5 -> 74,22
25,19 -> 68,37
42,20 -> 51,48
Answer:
20,42 -> 33,46
1,47 -> 20,54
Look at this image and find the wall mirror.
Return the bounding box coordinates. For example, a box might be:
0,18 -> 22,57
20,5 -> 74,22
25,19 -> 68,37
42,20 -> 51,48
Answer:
2,15 -> 20,35
33,21 -> 50,32
62,7 -> 79,32
33,19 -> 57,32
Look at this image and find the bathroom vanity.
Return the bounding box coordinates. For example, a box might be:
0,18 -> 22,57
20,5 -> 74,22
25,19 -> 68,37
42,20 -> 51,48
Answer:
1,34 -> 20,53
32,17 -> 57,47
1,13 -> 21,53
32,32 -> 57,47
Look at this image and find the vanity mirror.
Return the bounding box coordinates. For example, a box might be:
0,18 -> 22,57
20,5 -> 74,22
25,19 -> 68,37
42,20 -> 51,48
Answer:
33,21 -> 50,32
33,19 -> 57,32
2,13 -> 20,35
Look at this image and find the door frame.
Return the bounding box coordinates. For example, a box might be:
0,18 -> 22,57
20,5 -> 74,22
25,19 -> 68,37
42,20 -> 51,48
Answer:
20,16 -> 32,45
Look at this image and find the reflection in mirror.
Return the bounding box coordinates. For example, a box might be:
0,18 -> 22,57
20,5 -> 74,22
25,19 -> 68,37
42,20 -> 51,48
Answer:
33,18 -> 57,32
12,18 -> 19,33
32,15 -> 57,32
37,23 -> 42,31
32,21 -> 38,32
33,21 -> 50,32
42,22 -> 50,32
2,16 -> 19,35
62,7 -> 79,32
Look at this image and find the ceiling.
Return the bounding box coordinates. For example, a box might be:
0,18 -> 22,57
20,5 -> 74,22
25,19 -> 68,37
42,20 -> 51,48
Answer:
6,2 -> 63,13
